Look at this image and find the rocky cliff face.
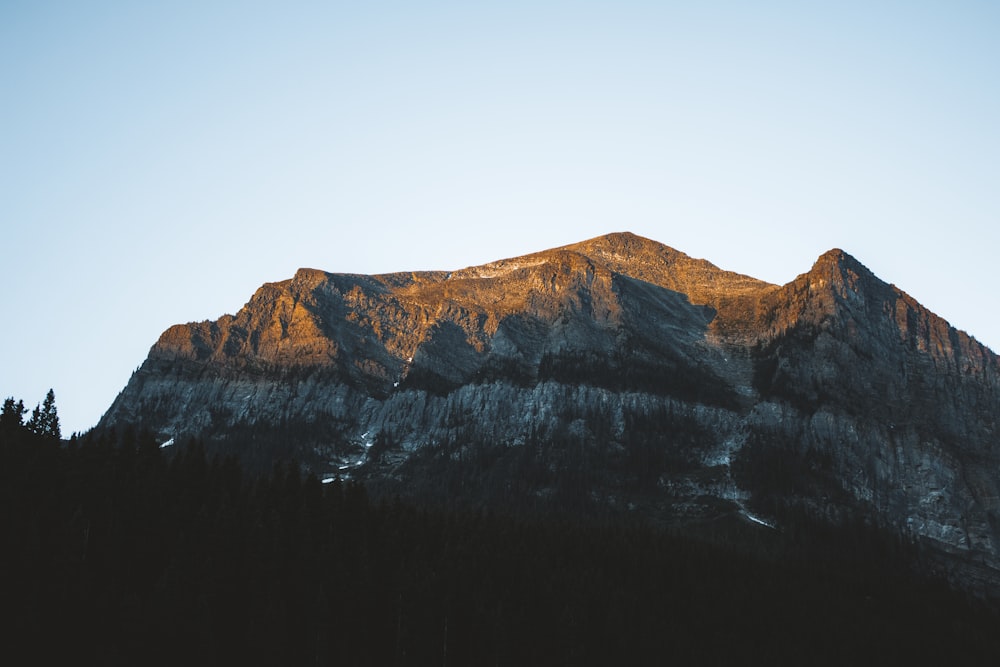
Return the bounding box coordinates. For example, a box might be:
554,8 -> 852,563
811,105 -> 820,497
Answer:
100,232 -> 1000,592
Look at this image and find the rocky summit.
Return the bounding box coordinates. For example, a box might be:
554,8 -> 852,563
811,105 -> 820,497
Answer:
100,232 -> 1000,593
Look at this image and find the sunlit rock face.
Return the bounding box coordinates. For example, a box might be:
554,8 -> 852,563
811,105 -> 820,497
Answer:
101,232 -> 1000,592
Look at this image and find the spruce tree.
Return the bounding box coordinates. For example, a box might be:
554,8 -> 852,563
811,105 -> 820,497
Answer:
40,389 -> 60,440
26,403 -> 42,435
24,390 -> 60,439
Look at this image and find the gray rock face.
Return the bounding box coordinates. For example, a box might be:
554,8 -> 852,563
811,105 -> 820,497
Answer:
100,232 -> 1000,591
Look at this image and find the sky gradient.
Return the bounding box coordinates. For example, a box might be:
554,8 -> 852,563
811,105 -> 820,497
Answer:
3,1 -> 999,434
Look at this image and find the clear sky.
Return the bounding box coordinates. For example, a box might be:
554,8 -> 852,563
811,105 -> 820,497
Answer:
2,1 -> 998,435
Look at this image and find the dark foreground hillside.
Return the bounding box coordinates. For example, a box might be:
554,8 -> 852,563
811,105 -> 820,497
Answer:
2,427 -> 999,666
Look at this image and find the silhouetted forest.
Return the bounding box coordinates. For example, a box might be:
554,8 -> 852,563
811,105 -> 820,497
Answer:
3,407 -> 1000,664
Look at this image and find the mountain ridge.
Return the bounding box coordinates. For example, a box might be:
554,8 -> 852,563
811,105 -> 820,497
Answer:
100,232 -> 1000,595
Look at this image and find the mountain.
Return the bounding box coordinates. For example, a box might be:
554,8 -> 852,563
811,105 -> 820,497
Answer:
100,232 -> 1000,593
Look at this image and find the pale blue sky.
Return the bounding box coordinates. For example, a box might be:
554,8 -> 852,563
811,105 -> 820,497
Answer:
3,1 -> 998,434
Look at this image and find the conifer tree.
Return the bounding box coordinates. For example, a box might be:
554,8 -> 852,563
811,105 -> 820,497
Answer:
25,390 -> 60,439
26,403 -> 42,435
40,389 -> 61,440
0,397 -> 26,429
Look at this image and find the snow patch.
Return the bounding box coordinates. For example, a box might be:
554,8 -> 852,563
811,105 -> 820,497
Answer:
159,438 -> 175,449
331,430 -> 378,474
737,501 -> 776,529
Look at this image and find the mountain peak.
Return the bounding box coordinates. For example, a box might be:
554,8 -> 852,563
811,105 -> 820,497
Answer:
565,231 -> 686,262
802,248 -> 882,297
811,248 -> 871,276
815,247 -> 849,263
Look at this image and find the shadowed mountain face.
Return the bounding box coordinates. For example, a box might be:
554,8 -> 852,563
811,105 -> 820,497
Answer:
101,232 -> 1000,592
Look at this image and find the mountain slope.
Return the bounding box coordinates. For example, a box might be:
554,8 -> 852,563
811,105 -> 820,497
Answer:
100,232 -> 1000,593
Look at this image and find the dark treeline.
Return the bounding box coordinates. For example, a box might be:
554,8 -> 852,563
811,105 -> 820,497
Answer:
363,406 -> 717,522
402,348 -> 739,409
2,389 -> 60,439
3,422 -> 1000,665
